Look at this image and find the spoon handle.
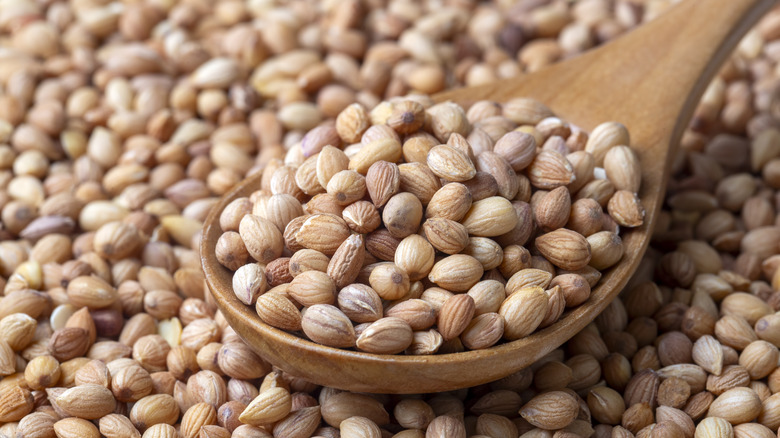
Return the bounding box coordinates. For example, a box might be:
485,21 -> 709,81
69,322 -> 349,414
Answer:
437,0 -> 776,133
571,0 -> 777,133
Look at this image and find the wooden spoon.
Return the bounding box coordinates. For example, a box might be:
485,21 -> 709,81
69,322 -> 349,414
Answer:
201,0 -> 774,393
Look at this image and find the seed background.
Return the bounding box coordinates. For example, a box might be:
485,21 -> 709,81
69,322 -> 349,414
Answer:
1,0 -> 780,437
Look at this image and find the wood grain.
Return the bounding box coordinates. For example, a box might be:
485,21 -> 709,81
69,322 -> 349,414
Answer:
201,0 -> 775,393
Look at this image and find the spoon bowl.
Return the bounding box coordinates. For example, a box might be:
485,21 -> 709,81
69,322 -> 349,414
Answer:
201,0 -> 774,394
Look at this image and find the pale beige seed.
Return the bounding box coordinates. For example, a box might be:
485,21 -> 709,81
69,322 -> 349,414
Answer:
240,387 -> 292,426
499,287 -> 548,340
56,384 -> 116,419
356,317 -> 414,354
18,411 -> 58,438
0,313 -> 37,350
54,417 -> 100,438
738,340 -> 779,379
141,423 -> 178,438
24,354 -> 61,390
301,304 -> 356,348
349,138 -> 403,174
231,264 -> 266,306
427,144 -> 476,182
130,394 -> 180,431
460,197 -> 518,237
340,416 -> 382,438
707,387 -> 762,425
337,284 -> 383,324
394,399 -> 435,430
693,335 -> 724,376
426,415 -> 466,438
468,280 -> 507,315
585,121 -> 629,166
428,255 -> 484,292
395,234 -> 435,281
368,263 -> 411,300
535,229 -> 592,271
696,417 -> 734,438
603,145 -> 641,192
99,413 -> 142,438
66,275 -> 118,309
289,270 -> 337,306
180,403 -> 217,438
382,192 -> 423,239
0,384 -> 33,422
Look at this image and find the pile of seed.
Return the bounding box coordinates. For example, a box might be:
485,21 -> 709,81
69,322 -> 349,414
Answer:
0,0 -> 779,437
217,95 -> 644,354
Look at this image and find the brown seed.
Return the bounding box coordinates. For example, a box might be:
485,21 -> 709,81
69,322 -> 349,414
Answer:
426,183 -> 473,221
387,100 -> 425,134
301,304 -> 356,348
382,192 -> 423,239
337,284 -> 383,324
534,186 -> 571,231
587,386 -> 626,425
527,150 -> 575,189
657,377 -> 691,409
321,392 -> 388,427
426,415 -> 467,438
437,294 -> 476,341
327,234 -> 365,288
238,214 -> 284,264
365,161 -> 400,208
519,391 -> 579,430
49,327 -> 90,361
493,131 -> 537,171
342,201 -> 381,234
422,217 -> 470,255
608,190 -> 645,228
460,313 -> 505,350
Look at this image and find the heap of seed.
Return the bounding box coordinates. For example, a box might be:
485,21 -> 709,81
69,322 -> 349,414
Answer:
0,0 -> 779,437
217,95 -> 644,354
